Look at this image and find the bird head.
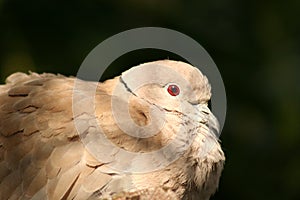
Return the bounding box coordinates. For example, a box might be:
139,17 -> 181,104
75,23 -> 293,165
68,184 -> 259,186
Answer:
116,60 -> 219,137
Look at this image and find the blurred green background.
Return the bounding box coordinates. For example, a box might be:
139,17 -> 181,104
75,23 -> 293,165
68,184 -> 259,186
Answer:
1,0 -> 299,199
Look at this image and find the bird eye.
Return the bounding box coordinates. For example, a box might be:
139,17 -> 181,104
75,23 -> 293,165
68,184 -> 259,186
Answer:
167,84 -> 180,96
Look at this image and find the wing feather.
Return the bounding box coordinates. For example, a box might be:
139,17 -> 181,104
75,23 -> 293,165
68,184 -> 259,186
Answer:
0,73 -> 117,199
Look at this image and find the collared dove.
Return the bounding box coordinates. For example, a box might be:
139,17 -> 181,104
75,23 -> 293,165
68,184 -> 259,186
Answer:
0,60 -> 225,200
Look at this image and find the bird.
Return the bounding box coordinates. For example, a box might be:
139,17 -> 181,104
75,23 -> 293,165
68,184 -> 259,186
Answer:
0,60 -> 225,200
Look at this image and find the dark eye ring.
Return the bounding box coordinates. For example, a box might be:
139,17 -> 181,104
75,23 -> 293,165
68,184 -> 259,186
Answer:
167,84 -> 180,96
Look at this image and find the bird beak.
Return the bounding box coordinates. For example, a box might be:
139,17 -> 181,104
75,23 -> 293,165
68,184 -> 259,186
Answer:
193,104 -> 221,139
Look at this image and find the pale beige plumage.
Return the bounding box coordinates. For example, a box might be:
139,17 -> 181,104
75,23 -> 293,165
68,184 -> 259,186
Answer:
0,60 -> 225,200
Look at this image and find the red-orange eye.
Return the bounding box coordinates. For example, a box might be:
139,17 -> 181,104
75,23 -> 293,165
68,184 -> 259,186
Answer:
167,84 -> 180,96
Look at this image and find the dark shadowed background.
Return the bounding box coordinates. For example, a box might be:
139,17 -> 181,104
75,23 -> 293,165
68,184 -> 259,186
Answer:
1,1 -> 300,199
